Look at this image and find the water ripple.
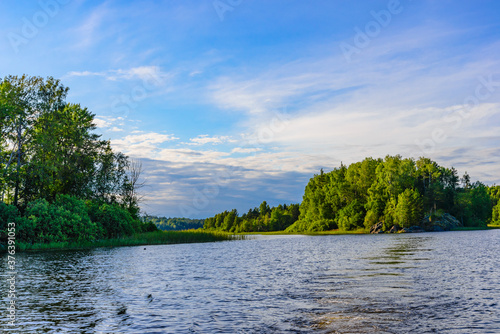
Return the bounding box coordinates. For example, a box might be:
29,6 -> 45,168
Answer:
1,231 -> 499,333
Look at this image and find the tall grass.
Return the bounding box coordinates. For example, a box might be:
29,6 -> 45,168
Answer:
239,228 -> 368,236
16,230 -> 241,252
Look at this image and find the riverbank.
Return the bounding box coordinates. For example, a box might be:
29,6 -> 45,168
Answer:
238,229 -> 367,236
10,230 -> 239,252
238,225 -> 495,236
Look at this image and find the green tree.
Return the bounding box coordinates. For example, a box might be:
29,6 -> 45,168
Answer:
336,199 -> 364,230
0,75 -> 68,207
491,202 -> 500,225
395,188 -> 423,228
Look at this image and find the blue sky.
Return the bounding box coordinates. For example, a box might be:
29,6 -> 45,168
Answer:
1,0 -> 499,218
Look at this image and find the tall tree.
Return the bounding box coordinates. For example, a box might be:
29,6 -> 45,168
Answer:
0,75 -> 68,207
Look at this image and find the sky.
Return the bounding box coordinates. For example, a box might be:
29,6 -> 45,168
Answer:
1,0 -> 499,218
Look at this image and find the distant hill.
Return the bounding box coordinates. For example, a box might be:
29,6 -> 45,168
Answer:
145,216 -> 205,231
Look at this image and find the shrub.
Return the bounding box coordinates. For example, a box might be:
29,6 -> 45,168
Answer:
90,202 -> 140,238
0,202 -> 20,246
21,195 -> 100,244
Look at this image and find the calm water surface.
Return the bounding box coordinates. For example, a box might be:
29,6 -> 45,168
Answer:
1,230 -> 499,333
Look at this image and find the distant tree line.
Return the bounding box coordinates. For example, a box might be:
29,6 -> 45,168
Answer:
0,75 -> 156,247
145,216 -> 205,231
203,201 -> 300,232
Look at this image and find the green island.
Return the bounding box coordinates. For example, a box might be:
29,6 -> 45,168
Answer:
1,75 -> 499,253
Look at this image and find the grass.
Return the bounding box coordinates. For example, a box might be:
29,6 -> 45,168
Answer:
239,225 -> 500,235
15,230 -> 241,252
237,228 -> 368,236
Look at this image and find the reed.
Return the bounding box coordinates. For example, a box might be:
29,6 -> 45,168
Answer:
16,230 -> 241,252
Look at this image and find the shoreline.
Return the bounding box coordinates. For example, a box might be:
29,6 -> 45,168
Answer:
2,230 -> 238,253
239,225 -> 495,236
4,226 -> 497,253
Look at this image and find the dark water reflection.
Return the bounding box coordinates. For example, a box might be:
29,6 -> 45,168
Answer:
1,231 -> 499,333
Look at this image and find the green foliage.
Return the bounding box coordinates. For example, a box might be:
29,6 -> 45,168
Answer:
16,230 -> 238,252
205,202 -> 300,233
89,202 -> 140,239
491,203 -> 500,225
141,220 -> 159,233
0,75 -> 146,247
0,202 -> 19,243
292,155 -> 493,232
335,199 -> 364,231
395,188 -> 423,228
150,217 -> 205,231
20,195 -> 100,244
454,182 -> 491,227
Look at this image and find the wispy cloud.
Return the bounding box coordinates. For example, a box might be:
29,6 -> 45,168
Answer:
72,3 -> 109,49
187,135 -> 235,146
66,66 -> 171,85
231,147 -> 262,154
112,132 -> 178,158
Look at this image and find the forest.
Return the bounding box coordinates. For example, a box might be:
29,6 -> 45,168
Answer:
203,202 -> 300,232
206,156 -> 500,233
0,75 -> 157,248
146,216 -> 205,231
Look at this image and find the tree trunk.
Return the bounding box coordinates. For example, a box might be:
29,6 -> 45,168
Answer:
13,122 -> 22,207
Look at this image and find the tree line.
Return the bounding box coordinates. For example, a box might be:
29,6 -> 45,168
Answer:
145,216 -> 205,231
0,75 -> 156,247
203,201 -> 300,232
204,156 -> 500,233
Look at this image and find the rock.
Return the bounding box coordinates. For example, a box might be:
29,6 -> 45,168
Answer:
421,213 -> 462,231
388,225 -> 400,233
370,222 -> 384,234
431,225 -> 444,232
400,226 -> 425,233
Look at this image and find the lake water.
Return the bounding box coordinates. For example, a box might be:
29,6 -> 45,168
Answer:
1,230 -> 499,333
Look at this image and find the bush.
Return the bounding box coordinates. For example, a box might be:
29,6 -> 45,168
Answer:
89,202 -> 141,238
0,202 -> 19,229
21,195 -> 100,244
0,202 -> 20,246
141,220 -> 159,232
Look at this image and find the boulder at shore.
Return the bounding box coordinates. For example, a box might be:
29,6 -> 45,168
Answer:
421,213 -> 462,231
370,222 -> 385,234
369,213 -> 462,234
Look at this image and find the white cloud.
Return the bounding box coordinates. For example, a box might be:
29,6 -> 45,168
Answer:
67,71 -> 105,77
73,4 -> 108,49
93,117 -> 112,128
187,135 -> 234,145
112,132 -> 178,158
231,147 -> 262,154
66,66 -> 171,86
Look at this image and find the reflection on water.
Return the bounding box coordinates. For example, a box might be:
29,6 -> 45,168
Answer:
1,231 -> 499,333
